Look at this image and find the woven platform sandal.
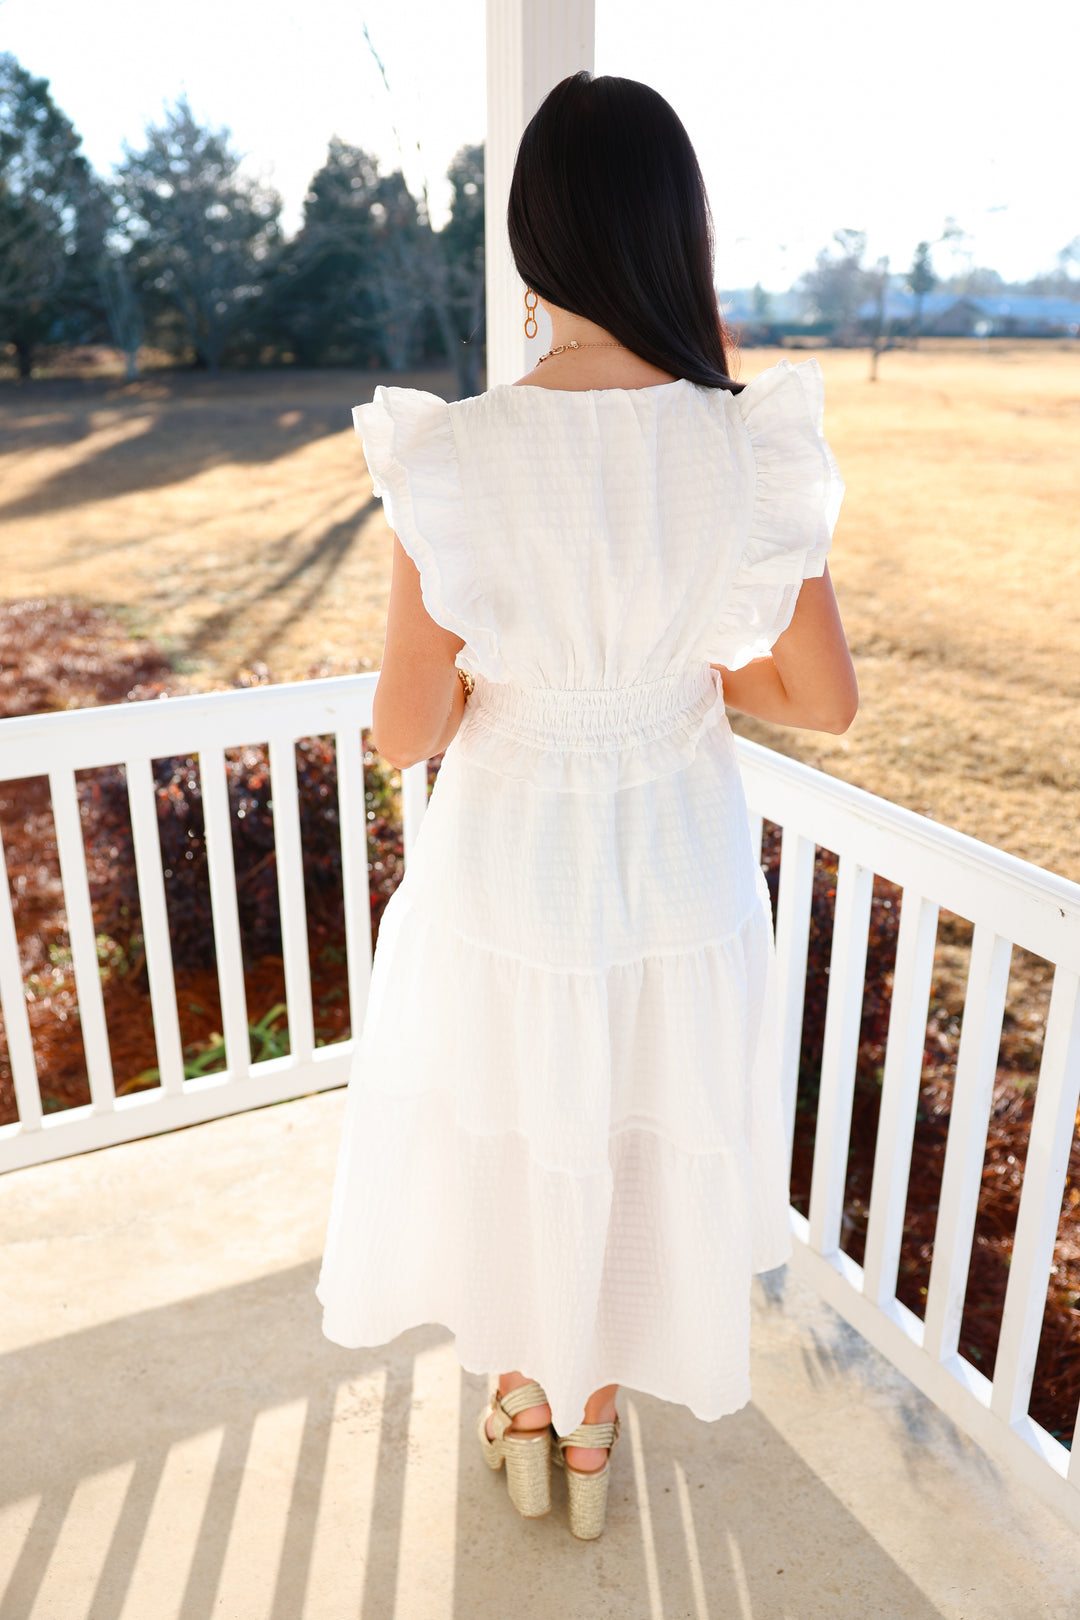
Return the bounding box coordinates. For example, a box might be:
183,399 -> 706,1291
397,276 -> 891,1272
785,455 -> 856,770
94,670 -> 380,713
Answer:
477,1380 -> 553,1518
552,1415 -> 621,1540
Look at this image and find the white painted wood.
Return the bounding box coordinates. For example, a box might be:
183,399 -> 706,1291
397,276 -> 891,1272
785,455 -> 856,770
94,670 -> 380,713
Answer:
0,818 -> 41,1130
335,726 -> 373,1045
735,739 -> 1080,972
125,755 -> 185,1096
808,858 -> 875,1256
862,893 -> 939,1304
48,769 -> 116,1112
484,0 -> 595,388
991,969 -> 1080,1427
746,810 -> 763,867
268,736 -> 314,1066
401,760 -> 430,864
773,830 -> 816,1166
0,1044 -> 354,1171
922,926 -> 1013,1363
0,677 -> 379,783
198,746 -> 251,1082
0,679 -> 378,1169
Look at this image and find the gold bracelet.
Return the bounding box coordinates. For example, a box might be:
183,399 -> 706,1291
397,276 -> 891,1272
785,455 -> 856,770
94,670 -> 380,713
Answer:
456,667 -> 475,701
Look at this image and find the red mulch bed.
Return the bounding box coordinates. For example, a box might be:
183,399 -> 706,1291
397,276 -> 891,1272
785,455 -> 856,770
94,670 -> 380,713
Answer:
1,600 -> 1077,1443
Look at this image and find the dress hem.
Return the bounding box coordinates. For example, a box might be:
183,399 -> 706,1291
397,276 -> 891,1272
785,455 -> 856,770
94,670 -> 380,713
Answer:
314,1293 -> 767,1432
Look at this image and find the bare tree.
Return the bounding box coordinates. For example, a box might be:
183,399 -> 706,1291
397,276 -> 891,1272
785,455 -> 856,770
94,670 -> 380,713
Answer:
800,229 -> 871,340
359,27 -> 485,395
1019,237 -> 1080,297
354,172 -> 428,371
868,257 -> 891,381
97,254 -> 143,379
415,144 -> 485,398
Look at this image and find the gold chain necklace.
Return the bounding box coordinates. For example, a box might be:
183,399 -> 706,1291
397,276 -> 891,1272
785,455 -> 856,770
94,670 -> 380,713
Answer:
537,339 -> 626,365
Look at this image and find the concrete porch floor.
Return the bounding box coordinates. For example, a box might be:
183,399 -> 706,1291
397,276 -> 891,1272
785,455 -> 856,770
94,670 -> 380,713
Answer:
0,1090 -> 1076,1620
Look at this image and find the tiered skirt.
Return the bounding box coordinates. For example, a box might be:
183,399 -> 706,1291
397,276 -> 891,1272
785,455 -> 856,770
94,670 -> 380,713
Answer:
317,665 -> 792,1436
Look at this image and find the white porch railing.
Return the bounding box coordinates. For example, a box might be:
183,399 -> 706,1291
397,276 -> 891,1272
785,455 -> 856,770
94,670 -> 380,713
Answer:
0,676 -> 391,1166
738,739 -> 1080,1533
1,676 -> 1078,1531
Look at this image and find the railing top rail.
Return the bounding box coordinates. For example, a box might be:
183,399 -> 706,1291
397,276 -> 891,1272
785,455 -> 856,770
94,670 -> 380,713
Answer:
1,679 -> 1075,944
0,673 -> 380,779
736,734 -> 1080,931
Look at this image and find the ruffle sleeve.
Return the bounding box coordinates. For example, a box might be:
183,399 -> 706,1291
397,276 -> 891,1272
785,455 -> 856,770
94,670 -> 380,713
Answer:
353,386 -> 507,681
706,358 -> 845,671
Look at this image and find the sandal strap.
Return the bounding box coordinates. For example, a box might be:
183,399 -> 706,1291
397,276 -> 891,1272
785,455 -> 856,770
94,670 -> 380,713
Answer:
486,1379 -> 550,1443
555,1415 -> 620,1456
496,1380 -> 549,1419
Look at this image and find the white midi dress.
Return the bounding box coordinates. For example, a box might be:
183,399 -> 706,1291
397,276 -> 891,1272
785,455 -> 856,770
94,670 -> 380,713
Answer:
316,357 -> 844,1437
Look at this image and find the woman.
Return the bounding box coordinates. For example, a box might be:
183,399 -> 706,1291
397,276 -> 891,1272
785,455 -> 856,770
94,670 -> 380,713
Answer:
317,71 -> 857,1541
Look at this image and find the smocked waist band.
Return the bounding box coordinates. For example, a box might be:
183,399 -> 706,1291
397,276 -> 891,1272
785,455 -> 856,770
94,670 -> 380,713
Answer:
463,663 -> 720,752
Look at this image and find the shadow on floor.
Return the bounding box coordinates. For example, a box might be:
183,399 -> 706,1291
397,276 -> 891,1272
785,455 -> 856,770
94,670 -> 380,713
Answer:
0,1260 -> 947,1620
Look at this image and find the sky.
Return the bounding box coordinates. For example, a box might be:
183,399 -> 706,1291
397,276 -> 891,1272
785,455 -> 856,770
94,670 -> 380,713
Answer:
1,0 -> 1076,291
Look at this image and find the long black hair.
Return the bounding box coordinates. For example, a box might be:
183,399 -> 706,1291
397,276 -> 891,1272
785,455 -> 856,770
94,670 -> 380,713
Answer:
507,72 -> 742,393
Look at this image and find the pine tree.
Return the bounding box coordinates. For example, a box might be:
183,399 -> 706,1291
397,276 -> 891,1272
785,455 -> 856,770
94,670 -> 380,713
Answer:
0,53 -> 105,377
906,241 -> 937,344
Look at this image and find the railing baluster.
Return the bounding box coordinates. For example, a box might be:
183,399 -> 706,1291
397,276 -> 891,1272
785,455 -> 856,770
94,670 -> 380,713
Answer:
0,816 -> 41,1131
49,769 -> 115,1112
773,831 -> 816,1169
335,726 -> 373,1040
199,746 -> 250,1081
808,858 -> 875,1257
923,926 -> 1013,1363
991,969 -> 1080,1427
401,760 -> 430,863
746,810 -> 763,866
126,757 -> 185,1095
863,893 -> 939,1305
268,737 -> 314,1065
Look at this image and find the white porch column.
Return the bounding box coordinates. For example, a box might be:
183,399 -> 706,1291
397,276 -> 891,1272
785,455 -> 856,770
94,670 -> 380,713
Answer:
484,0 -> 596,387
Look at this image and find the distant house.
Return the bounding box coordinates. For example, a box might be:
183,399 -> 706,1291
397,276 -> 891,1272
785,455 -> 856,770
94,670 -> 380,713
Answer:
856,289 -> 1080,337
963,294 -> 1080,337
716,287 -> 832,341
717,288 -> 808,327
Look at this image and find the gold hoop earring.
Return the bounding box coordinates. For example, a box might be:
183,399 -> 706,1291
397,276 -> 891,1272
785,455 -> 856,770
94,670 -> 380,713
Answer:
524,288 -> 538,339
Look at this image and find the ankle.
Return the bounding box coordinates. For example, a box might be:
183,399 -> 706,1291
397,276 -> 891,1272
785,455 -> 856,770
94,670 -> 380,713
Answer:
581,1383 -> 620,1429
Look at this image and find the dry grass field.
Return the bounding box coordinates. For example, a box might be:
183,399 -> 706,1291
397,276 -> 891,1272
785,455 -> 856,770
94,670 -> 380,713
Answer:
748,340 -> 1080,885
1,339 -> 1077,878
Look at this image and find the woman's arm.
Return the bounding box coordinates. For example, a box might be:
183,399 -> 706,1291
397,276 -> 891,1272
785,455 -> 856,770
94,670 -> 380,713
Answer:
713,563 -> 859,734
370,535 -> 468,769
